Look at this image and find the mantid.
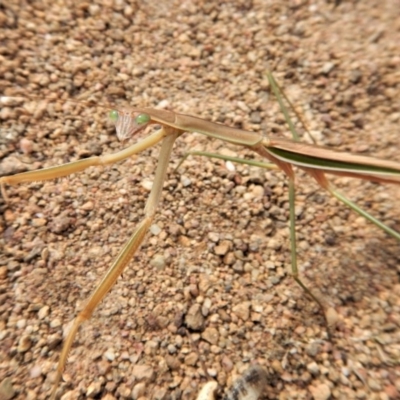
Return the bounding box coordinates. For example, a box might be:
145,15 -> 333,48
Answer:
1,72 -> 400,398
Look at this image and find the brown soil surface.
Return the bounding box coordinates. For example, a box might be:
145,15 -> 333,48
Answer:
0,1 -> 400,399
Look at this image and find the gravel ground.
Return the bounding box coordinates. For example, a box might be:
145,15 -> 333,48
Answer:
1,1 -> 400,399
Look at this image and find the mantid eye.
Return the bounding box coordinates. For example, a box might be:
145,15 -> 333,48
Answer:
136,113 -> 150,125
109,109 -> 119,122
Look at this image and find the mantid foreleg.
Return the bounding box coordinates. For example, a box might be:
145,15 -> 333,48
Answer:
1,126 -> 181,398
48,128 -> 180,399
0,127 -> 166,200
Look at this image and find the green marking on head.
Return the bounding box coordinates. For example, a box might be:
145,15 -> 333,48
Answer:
109,109 -> 119,122
136,113 -> 150,125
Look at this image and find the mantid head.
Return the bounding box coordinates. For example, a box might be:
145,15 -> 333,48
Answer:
109,109 -> 151,141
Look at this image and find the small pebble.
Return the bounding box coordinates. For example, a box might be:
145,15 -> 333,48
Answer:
307,361 -> 320,376
308,382 -> 331,400
20,138 -> 34,154
150,254 -> 166,270
30,365 -> 42,379
86,381 -> 102,398
150,224 -> 162,235
38,305 -> 50,319
0,378 -> 15,400
201,327 -> 219,345
141,180 -> 153,191
185,304 -> 205,331
131,365 -> 155,382
132,382 -> 146,399
104,348 -> 115,361
180,176 -> 192,187
232,302 -> 251,321
196,381 -> 218,400
18,335 -> 32,353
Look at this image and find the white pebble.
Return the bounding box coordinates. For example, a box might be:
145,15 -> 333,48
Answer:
104,348 -> 115,361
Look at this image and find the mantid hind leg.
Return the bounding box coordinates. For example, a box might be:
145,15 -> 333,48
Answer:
178,147 -> 400,324
176,150 -> 333,328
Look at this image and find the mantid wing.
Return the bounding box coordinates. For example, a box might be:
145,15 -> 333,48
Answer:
265,137 -> 400,184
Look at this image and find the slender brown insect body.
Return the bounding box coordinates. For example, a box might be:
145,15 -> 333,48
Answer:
1,73 -> 399,398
